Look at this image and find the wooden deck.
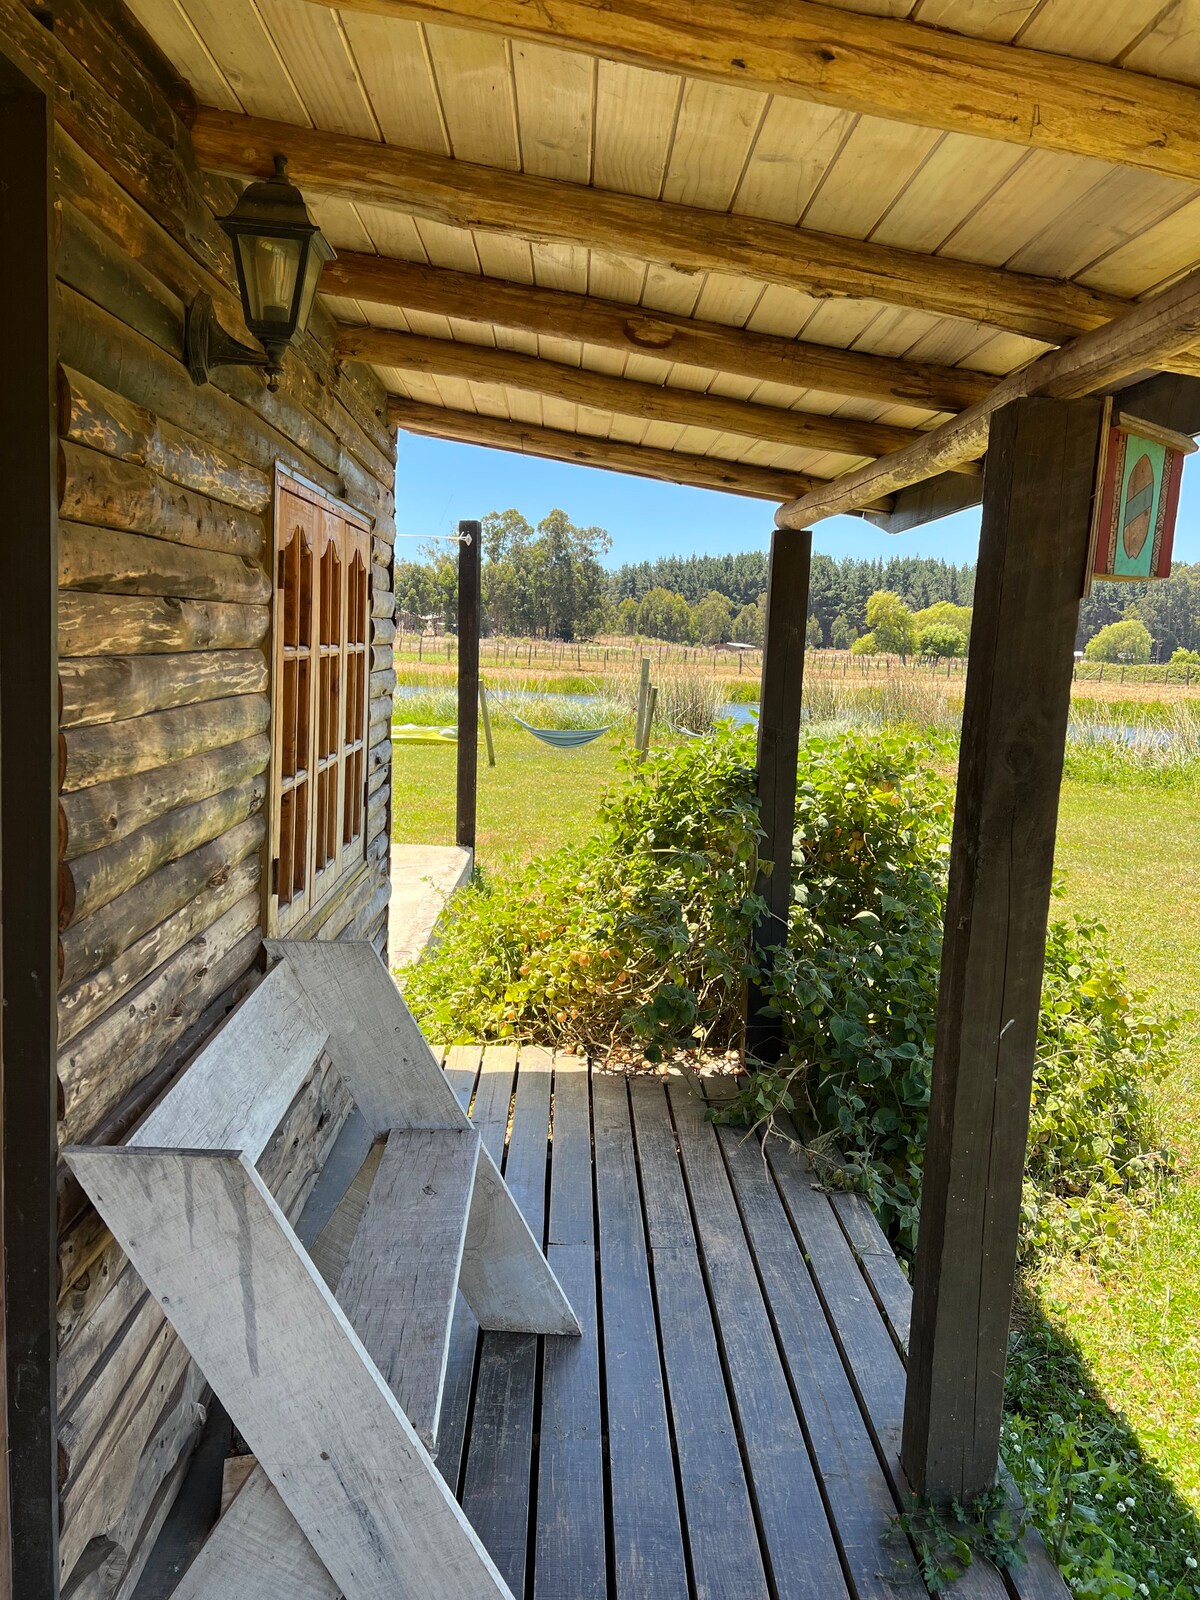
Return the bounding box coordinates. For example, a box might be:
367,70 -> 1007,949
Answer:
434,1047 -> 1066,1600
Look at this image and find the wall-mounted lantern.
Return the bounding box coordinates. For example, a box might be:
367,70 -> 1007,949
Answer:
185,154 -> 334,391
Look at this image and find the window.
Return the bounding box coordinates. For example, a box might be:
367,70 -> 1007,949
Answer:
270,475 -> 371,933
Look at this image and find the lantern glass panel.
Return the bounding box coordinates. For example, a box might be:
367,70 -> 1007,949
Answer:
238,233 -> 304,331
297,235 -> 334,332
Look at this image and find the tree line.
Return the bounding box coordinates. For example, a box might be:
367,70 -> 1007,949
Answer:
392,506 -> 1200,659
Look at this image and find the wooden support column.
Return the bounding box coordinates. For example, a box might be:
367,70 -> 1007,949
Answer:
456,519 -> 481,851
901,396 -> 1103,1501
0,43 -> 58,1600
746,528 -> 811,1066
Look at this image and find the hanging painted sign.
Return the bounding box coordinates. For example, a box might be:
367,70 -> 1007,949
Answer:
1086,406 -> 1196,590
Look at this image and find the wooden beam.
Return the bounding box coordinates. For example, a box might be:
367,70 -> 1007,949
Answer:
340,323 -> 924,460
305,0 -> 1200,187
0,51 -> 59,1600
901,396 -> 1101,1502
193,109 -> 1126,347
388,397 -> 854,504
862,471 -> 983,535
456,519 -> 480,852
325,252 -> 992,415
777,261 -> 1200,525
747,528 -> 811,1068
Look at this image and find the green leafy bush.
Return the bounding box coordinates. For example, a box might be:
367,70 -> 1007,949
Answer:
404,733 -> 764,1058
738,732 -> 1171,1257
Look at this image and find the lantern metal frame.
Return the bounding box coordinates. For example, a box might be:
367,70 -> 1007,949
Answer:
185,154 -> 334,391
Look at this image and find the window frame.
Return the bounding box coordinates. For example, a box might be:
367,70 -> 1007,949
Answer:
268,470 -> 373,936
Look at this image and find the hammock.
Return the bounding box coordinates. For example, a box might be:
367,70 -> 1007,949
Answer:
392,724 -> 458,744
512,714 -> 612,749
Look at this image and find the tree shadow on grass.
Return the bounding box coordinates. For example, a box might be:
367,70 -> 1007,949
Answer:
1004,1284 -> 1200,1599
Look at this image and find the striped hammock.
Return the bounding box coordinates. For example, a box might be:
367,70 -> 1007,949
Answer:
511,714 -> 612,749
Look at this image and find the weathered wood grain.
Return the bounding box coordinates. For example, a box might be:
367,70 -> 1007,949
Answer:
59,591 -> 268,657
60,694 -> 268,792
590,1073 -> 688,1600
64,1147 -> 514,1600
629,1080 -> 770,1597
59,734 -> 269,860
59,650 -> 268,729
344,325 -> 924,458
328,251 -> 990,414
194,109 -> 1125,345
59,815 -> 264,988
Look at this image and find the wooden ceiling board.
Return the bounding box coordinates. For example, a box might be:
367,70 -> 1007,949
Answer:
800,115 -> 945,239
1005,166 -> 1196,280
585,251 -> 647,309
634,264 -> 704,318
660,79 -> 767,211
423,24 -> 520,168
413,217 -> 481,272
472,232 -> 536,284
1015,0 -> 1171,63
938,148 -> 1117,267
692,274 -> 768,330
1124,5 -> 1200,88
123,0 -> 243,110
512,41 -> 594,183
1075,192 -> 1200,297
255,0 -> 380,138
731,98 -> 855,224
174,0 -> 309,124
528,241 -> 589,295
908,0 -> 1038,41
867,133 -> 1029,253
590,61 -> 680,198
744,285 -> 828,340
339,14 -> 450,152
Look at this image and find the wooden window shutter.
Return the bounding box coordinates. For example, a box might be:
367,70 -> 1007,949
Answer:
270,478 -> 373,934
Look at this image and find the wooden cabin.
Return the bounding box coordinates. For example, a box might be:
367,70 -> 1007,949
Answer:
1,1 -> 1198,1596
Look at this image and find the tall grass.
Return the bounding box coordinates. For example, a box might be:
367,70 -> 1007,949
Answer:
1065,700 -> 1200,787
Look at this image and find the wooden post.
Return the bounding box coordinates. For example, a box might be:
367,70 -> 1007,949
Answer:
478,683 -> 496,768
456,520 -> 481,850
0,48 -> 59,1600
634,657 -> 650,747
746,529 -> 812,1066
901,397 -> 1103,1502
637,685 -> 658,760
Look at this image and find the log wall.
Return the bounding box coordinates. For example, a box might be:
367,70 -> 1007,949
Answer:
0,2 -> 399,1591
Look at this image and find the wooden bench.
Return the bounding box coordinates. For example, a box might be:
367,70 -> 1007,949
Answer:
66,940 -> 580,1600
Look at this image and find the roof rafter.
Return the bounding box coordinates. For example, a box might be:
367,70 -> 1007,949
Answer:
303,0 -> 1200,186
388,398 -> 878,505
338,324 -> 932,459
776,261 -> 1200,525
191,109 -> 1131,346
325,252 -> 992,414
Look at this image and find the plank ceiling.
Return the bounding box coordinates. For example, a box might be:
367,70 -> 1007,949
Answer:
125,0 -> 1200,497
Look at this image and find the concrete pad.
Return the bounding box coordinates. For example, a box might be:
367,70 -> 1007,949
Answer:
388,844 -> 473,970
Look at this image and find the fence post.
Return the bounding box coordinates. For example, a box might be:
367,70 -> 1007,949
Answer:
456,519 -> 481,850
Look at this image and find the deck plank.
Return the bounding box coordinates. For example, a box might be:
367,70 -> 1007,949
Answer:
766,1137 -> 1011,1600
592,1073 -> 689,1600
668,1086 -> 849,1600
718,1126 -> 927,1600
630,1079 -> 772,1600
460,1045 -> 551,1594
533,1055 -> 605,1600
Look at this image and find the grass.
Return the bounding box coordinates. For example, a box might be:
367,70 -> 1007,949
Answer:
392,726 -> 627,870
1037,776 -> 1200,1553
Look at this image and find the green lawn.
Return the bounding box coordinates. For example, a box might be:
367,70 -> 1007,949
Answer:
1043,779 -> 1200,1525
391,727 -> 627,872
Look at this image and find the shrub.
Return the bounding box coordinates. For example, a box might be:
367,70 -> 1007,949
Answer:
1170,646 -> 1200,666
732,732 -> 1171,1257
916,623 -> 967,658
405,732 -> 765,1058
850,630 -> 878,655
1085,619 -> 1153,664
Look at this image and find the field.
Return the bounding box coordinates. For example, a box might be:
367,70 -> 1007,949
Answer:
391,701 -> 1200,1562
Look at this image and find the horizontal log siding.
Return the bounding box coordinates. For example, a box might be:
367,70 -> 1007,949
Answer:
23,6 -> 398,1590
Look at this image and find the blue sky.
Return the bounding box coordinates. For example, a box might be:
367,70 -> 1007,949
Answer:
395,433 -> 1200,569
